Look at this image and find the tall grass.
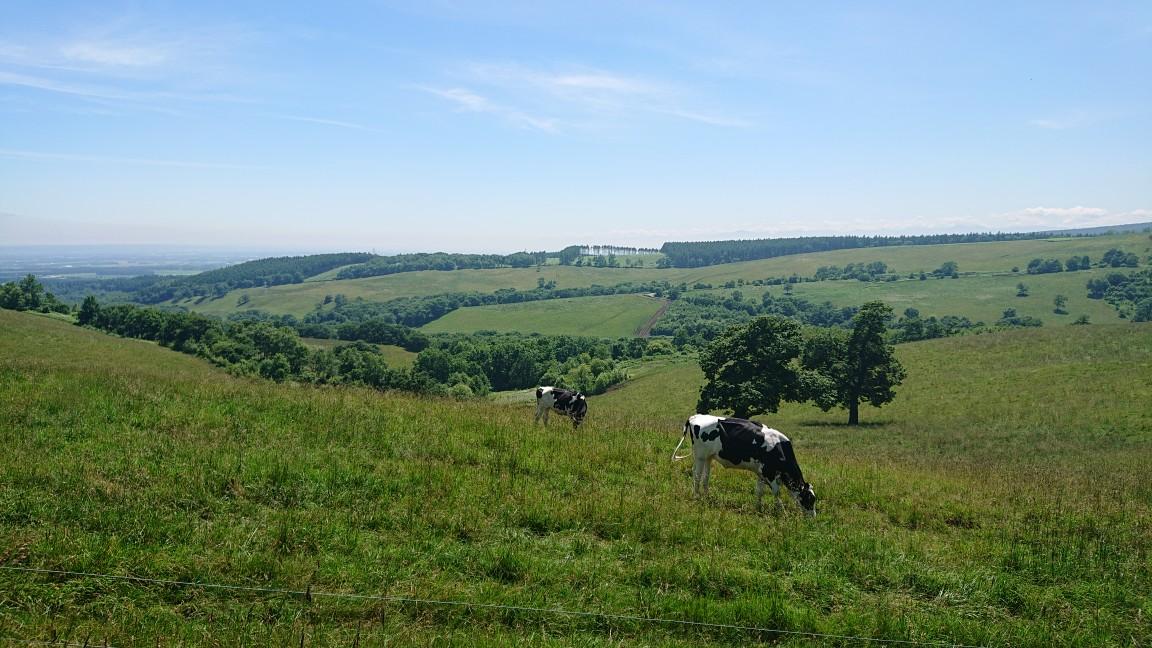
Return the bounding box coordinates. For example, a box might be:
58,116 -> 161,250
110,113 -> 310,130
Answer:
1,310 -> 1150,646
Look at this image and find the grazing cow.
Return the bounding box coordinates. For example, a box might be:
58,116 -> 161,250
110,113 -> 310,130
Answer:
674,414 -> 816,515
534,386 -> 588,428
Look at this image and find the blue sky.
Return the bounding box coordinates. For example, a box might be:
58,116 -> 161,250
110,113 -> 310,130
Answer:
1,1 -> 1149,253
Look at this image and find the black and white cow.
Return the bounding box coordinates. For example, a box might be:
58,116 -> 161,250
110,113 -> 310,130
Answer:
675,414 -> 816,515
534,386 -> 588,429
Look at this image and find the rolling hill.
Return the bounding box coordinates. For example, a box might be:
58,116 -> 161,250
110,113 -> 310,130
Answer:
172,233 -> 1151,334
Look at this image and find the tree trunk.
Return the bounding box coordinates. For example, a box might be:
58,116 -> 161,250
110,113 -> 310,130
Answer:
848,400 -> 859,425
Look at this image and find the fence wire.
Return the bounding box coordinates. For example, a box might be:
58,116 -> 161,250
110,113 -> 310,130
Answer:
1,565 -> 986,647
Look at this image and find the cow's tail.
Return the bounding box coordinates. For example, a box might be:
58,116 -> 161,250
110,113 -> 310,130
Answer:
671,419 -> 692,461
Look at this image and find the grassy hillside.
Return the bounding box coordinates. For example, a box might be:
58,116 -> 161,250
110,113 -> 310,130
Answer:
175,233 -> 1151,319
733,266 -> 1128,324
1,310 -> 1150,646
420,294 -> 666,337
178,265 -> 673,318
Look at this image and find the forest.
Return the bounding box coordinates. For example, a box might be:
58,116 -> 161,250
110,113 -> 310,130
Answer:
74,293 -> 637,399
333,251 -> 549,279
659,231 -> 1102,268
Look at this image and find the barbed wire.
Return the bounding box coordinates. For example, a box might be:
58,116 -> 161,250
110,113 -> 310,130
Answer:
1,565 -> 987,647
1,639 -> 115,647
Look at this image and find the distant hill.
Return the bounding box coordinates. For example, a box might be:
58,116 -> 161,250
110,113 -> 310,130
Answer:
1038,221 -> 1152,236
134,252 -> 374,303
659,225 -> 1152,268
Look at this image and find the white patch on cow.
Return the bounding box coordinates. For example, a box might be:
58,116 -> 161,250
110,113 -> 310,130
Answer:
534,386 -> 557,425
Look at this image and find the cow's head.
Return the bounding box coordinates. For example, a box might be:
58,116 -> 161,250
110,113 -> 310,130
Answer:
792,482 -> 817,517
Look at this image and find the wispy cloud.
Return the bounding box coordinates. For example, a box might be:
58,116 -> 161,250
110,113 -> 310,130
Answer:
427,62 -> 750,131
0,148 -> 264,170
0,18 -> 255,114
467,64 -> 659,98
1019,206 -> 1108,218
1030,117 -> 1084,130
274,114 -> 379,132
1029,110 -> 1110,130
0,69 -> 250,121
61,41 -> 170,67
549,73 -> 653,93
605,206 -> 1152,244
648,107 -> 752,128
422,86 -> 559,132
990,206 -> 1151,230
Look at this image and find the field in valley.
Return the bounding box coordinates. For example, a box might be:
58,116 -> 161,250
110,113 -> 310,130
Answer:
420,294 -> 667,337
174,233 -> 1151,322
2,309 -> 1149,646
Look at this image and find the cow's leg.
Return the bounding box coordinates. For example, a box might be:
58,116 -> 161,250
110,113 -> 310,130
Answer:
692,458 -> 710,499
769,478 -> 785,511
756,479 -> 767,512
534,402 -> 544,424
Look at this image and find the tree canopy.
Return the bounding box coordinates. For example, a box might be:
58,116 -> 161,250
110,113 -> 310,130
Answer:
803,301 -> 907,424
696,315 -> 810,418
0,275 -> 70,314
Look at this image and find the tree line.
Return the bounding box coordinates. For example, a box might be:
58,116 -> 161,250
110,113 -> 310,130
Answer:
334,251 -> 548,280
1026,248 -> 1140,275
813,261 -> 893,282
659,231 -> 1099,268
73,296 -> 639,398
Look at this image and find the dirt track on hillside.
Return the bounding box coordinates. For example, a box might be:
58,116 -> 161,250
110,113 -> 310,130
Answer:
634,298 -> 670,337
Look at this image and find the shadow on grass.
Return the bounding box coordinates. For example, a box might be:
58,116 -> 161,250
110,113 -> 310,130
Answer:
797,420 -> 892,428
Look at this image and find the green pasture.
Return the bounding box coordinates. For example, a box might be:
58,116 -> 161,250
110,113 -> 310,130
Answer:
420,294 -> 666,337
299,337 -> 417,367
175,232 -> 1151,319
732,266 -> 1128,324
2,310 -> 1150,646
303,264 -> 366,282
179,265 -> 674,318
417,265 -> 1126,337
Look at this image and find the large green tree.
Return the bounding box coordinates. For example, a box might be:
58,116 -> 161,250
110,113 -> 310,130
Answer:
802,301 -> 906,425
696,315 -> 810,418
77,295 -> 101,326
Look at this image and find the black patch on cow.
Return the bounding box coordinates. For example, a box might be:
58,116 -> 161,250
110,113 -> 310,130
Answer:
699,423 -> 722,442
536,387 -> 544,400
568,395 -> 587,419
714,418 -> 808,490
546,387 -> 587,424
